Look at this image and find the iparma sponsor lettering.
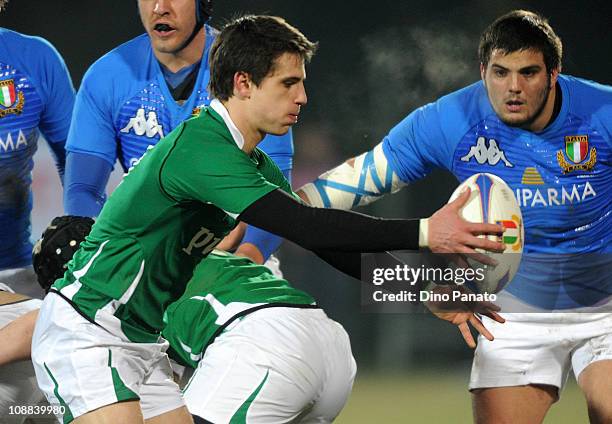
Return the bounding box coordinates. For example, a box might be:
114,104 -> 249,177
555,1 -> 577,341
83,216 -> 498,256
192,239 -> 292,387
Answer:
515,181 -> 596,208
0,130 -> 28,153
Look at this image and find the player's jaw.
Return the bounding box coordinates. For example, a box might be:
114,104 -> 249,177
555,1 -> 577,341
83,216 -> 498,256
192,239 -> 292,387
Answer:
139,0 -> 198,55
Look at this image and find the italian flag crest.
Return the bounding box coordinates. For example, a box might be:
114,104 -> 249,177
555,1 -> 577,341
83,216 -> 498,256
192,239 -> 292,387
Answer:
565,135 -> 589,164
0,79 -> 17,108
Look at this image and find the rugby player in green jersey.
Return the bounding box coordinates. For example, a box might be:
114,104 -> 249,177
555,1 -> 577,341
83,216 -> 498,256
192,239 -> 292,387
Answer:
161,249 -> 355,423
26,14 -> 504,424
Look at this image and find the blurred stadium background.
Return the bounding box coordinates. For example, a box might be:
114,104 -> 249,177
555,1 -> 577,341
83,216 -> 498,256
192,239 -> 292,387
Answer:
2,0 -> 610,422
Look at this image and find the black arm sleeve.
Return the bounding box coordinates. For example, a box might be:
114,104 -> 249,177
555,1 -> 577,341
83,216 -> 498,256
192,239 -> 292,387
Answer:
239,189 -> 420,252
312,250 -> 361,280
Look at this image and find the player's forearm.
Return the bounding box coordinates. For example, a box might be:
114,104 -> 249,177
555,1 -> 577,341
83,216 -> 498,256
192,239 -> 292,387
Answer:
297,143 -> 406,209
240,189 -> 421,252
63,152 -> 112,216
0,309 -> 38,365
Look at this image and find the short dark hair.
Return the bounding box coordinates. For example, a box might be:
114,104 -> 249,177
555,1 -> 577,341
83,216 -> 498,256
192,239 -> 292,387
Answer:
479,10 -> 562,72
209,15 -> 318,101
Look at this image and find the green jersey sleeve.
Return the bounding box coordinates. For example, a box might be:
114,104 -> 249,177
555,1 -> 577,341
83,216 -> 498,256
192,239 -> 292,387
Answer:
159,118 -> 283,215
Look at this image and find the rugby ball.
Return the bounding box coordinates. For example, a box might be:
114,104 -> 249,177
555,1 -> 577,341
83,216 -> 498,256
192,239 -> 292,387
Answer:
448,173 -> 524,294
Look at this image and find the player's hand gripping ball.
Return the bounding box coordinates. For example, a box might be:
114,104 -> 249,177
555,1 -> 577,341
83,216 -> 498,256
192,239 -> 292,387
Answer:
448,173 -> 524,294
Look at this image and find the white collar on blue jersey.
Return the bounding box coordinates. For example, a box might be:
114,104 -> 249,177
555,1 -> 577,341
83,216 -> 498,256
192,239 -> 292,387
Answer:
209,98 -> 245,150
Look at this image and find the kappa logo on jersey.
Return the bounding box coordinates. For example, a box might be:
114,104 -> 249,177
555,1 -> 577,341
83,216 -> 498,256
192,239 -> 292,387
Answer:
460,137 -> 514,167
496,215 -> 522,251
0,79 -> 25,118
120,108 -> 165,138
556,135 -> 597,174
0,130 -> 28,153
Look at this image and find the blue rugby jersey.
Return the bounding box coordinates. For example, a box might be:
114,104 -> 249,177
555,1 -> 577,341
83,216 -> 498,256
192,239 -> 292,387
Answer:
65,25 -> 294,174
0,28 -> 75,270
382,75 -> 612,309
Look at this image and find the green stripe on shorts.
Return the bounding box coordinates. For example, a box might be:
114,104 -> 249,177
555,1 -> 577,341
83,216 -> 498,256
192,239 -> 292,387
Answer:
108,349 -> 139,402
230,370 -> 269,423
44,362 -> 74,424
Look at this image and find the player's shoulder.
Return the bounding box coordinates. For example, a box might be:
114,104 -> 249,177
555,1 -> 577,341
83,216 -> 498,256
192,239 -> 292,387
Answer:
184,104 -> 232,140
435,81 -> 489,115
81,34 -> 152,87
409,81 -> 492,132
0,28 -> 65,64
561,74 -> 612,110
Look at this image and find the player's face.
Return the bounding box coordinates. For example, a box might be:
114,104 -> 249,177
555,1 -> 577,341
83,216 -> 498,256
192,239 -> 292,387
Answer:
482,49 -> 559,132
249,53 -> 308,136
138,0 -> 198,55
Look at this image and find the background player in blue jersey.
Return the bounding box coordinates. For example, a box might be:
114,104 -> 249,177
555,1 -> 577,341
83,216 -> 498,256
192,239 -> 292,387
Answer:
0,2 -> 74,298
60,0 -> 288,265
299,10 -> 612,424
0,0 -> 75,418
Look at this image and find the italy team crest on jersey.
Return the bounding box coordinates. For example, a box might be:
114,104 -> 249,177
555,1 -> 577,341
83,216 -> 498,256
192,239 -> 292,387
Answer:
565,135 -> 589,163
0,79 -> 25,117
557,135 -> 597,174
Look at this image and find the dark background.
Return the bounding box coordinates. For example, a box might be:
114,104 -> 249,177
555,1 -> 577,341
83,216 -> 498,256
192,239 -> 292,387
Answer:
3,0 -> 610,370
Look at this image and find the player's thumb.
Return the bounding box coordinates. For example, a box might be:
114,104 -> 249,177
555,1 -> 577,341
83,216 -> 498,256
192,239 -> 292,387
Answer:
450,187 -> 471,210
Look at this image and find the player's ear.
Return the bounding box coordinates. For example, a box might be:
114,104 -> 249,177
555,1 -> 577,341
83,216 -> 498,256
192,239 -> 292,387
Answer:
233,71 -> 253,99
549,67 -> 560,88
480,63 -> 486,81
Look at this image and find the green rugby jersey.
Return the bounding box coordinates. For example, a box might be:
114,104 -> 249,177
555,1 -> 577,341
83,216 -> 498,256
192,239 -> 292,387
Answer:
52,100 -> 293,343
162,250 -> 316,368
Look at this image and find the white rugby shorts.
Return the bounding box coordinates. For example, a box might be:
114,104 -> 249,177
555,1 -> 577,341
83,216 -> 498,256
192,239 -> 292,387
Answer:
0,294 -> 45,424
183,307 -> 357,423
31,293 -> 184,422
470,292 -> 612,393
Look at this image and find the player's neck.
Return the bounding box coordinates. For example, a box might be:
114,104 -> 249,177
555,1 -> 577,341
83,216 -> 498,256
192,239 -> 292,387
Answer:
221,98 -> 264,154
153,30 -> 206,73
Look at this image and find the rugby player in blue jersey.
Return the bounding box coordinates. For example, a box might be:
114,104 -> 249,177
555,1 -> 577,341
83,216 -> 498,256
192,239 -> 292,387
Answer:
58,0 -> 288,266
0,0 -> 75,417
298,10 -> 612,424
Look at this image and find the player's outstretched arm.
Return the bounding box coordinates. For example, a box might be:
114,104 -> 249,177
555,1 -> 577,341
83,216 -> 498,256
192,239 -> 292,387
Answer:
0,309 -> 38,366
296,144 -> 405,209
239,189 -> 504,254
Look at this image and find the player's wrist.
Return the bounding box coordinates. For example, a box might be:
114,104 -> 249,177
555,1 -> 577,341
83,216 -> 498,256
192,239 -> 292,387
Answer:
419,218 -> 429,248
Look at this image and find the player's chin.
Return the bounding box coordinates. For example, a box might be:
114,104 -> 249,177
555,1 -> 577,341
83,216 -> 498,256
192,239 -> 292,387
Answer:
267,124 -> 293,136
499,113 -> 530,128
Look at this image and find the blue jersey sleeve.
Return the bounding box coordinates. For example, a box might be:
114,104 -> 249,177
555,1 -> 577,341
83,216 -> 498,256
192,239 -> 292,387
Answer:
240,130 -> 294,260
64,152 -> 113,216
382,102 -> 457,183
381,83 -> 486,183
65,62 -> 119,167
30,37 -> 75,144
